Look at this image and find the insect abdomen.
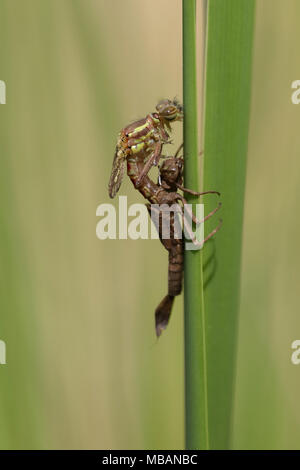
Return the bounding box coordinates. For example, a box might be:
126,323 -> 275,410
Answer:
168,241 -> 183,296
127,156 -> 161,202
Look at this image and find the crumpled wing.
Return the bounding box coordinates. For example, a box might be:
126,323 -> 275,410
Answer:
108,148 -> 126,198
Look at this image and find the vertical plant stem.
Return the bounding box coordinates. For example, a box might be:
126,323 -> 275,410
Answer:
183,0 -> 209,450
203,0 -> 256,449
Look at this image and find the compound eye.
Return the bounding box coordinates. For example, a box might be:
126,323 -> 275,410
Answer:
166,107 -> 177,120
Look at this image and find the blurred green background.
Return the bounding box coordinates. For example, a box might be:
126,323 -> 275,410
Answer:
0,0 -> 299,450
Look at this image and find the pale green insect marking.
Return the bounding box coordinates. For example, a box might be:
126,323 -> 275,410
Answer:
143,187 -> 152,198
127,168 -> 136,176
128,122 -> 148,137
131,142 -> 145,155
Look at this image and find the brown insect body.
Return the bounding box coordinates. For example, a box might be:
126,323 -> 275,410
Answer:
130,153 -> 221,336
131,155 -> 186,336
108,99 -> 183,199
108,101 -> 221,337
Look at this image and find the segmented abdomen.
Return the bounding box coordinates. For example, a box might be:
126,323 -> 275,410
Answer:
152,209 -> 183,298
168,215 -> 183,297
126,155 -> 161,203
127,155 -> 183,298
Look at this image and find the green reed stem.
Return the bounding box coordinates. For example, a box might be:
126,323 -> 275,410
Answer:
203,0 -> 255,449
183,0 -> 209,450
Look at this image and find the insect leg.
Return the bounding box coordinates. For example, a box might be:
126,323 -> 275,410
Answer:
176,183 -> 220,197
202,219 -> 223,244
182,212 -> 223,248
135,142 -> 162,188
175,194 -> 222,225
174,143 -> 183,159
